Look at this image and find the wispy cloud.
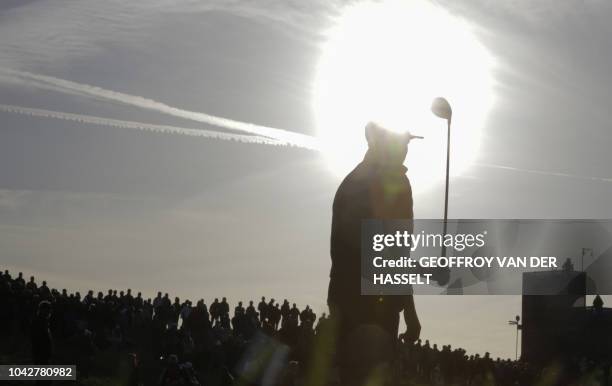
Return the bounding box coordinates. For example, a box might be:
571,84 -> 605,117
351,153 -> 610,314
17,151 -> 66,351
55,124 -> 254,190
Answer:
0,189 -> 30,211
442,0 -> 611,28
0,0 -> 338,69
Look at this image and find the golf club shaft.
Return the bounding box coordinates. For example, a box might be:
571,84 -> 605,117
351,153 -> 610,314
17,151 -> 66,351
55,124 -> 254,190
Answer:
441,118 -> 451,258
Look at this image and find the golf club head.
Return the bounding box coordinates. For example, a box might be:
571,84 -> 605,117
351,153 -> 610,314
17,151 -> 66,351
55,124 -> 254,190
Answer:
431,97 -> 452,120
405,133 -> 424,142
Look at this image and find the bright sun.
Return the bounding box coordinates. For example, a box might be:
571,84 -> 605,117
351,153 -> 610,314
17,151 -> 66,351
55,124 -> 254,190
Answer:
313,0 -> 495,192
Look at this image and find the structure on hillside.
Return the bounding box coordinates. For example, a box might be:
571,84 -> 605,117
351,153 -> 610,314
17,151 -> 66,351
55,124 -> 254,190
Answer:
521,267 -> 612,363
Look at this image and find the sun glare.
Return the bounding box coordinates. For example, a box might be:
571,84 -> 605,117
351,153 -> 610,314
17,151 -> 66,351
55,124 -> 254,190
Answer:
313,0 -> 495,192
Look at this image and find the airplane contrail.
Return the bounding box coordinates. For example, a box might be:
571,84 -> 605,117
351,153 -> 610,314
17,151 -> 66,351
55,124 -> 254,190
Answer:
0,67 -> 320,150
475,163 -> 612,183
3,105 -> 611,185
2,68 -> 610,185
0,104 -> 290,147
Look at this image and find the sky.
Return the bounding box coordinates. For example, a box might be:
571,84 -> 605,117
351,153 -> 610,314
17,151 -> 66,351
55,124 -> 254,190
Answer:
1,0 -> 612,359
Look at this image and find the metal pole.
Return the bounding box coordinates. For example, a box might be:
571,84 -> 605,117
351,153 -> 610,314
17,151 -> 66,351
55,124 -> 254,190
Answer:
515,325 -> 519,360
581,248 -> 594,272
441,118 -> 451,258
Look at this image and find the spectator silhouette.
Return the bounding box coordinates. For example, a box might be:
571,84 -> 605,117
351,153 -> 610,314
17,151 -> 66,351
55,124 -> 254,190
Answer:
31,300 -> 53,365
210,298 -> 220,322
14,272 -> 25,290
593,295 -> 604,313
258,296 -> 267,321
234,301 -> 245,317
26,276 -> 37,291
220,297 -> 230,319
281,299 -> 290,326
246,300 -> 257,319
271,303 -> 281,330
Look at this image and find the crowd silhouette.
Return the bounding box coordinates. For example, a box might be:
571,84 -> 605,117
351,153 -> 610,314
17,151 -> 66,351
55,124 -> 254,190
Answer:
0,268 -> 552,386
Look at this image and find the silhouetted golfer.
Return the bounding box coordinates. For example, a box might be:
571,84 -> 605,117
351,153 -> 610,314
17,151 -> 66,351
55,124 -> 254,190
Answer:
328,122 -> 422,386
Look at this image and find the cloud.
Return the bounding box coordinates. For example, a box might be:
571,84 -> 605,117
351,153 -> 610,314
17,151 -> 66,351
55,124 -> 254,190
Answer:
0,0 -> 338,70
442,0 -> 611,28
0,189 -> 31,211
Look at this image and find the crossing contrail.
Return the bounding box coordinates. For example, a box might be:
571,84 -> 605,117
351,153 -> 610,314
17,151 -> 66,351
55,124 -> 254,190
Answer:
0,104 -> 290,147
0,67 -> 320,150
475,163 -> 612,183
2,105 -> 611,185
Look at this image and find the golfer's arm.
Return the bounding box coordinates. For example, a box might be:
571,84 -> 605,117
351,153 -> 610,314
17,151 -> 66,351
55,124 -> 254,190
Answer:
403,295 -> 419,324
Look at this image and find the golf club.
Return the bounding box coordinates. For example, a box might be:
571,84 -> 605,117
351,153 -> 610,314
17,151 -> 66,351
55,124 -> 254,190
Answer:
431,97 -> 452,261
